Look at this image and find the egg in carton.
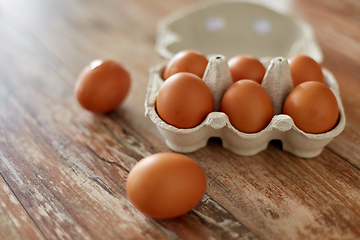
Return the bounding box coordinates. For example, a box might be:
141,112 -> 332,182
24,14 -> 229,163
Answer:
145,0 -> 345,158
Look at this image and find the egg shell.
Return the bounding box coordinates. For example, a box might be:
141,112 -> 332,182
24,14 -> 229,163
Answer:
145,1 -> 345,158
126,152 -> 207,219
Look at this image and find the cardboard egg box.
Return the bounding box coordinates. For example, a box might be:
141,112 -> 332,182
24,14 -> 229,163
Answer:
145,0 -> 345,158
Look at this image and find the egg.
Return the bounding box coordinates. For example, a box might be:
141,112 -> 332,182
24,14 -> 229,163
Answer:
283,81 -> 339,134
162,50 -> 209,80
220,80 -> 274,133
288,54 -> 324,87
126,152 -> 207,219
156,72 -> 214,129
228,55 -> 266,84
75,59 -> 131,113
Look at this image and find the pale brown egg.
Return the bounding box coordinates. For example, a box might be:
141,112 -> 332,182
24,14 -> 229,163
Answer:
162,50 -> 209,80
126,152 -> 207,219
75,59 -> 131,113
283,81 -> 339,134
220,80 -> 274,133
156,72 -> 214,129
228,55 -> 266,84
288,54 -> 325,87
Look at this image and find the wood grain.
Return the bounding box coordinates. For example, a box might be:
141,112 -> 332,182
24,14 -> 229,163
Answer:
1,0 -> 360,239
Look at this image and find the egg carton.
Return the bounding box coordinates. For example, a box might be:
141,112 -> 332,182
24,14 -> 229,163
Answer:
145,0 -> 345,158
145,56 -> 345,158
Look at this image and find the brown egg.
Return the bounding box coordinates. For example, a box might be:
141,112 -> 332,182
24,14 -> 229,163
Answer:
228,55 -> 266,84
126,152 -> 207,219
288,54 -> 325,87
75,59 -> 131,113
283,81 -> 339,134
156,72 -> 214,129
162,50 -> 208,80
220,80 -> 274,133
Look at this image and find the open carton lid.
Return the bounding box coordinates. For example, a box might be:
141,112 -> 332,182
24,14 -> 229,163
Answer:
156,0 -> 323,62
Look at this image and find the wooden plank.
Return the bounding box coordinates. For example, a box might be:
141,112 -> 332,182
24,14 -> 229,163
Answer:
0,174 -> 46,240
191,140 -> 360,239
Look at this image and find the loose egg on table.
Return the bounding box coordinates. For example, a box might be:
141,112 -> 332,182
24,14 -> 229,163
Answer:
75,59 -> 131,113
126,152 -> 207,219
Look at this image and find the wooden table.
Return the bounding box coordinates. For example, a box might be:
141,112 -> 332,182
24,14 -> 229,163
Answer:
1,0 -> 359,239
